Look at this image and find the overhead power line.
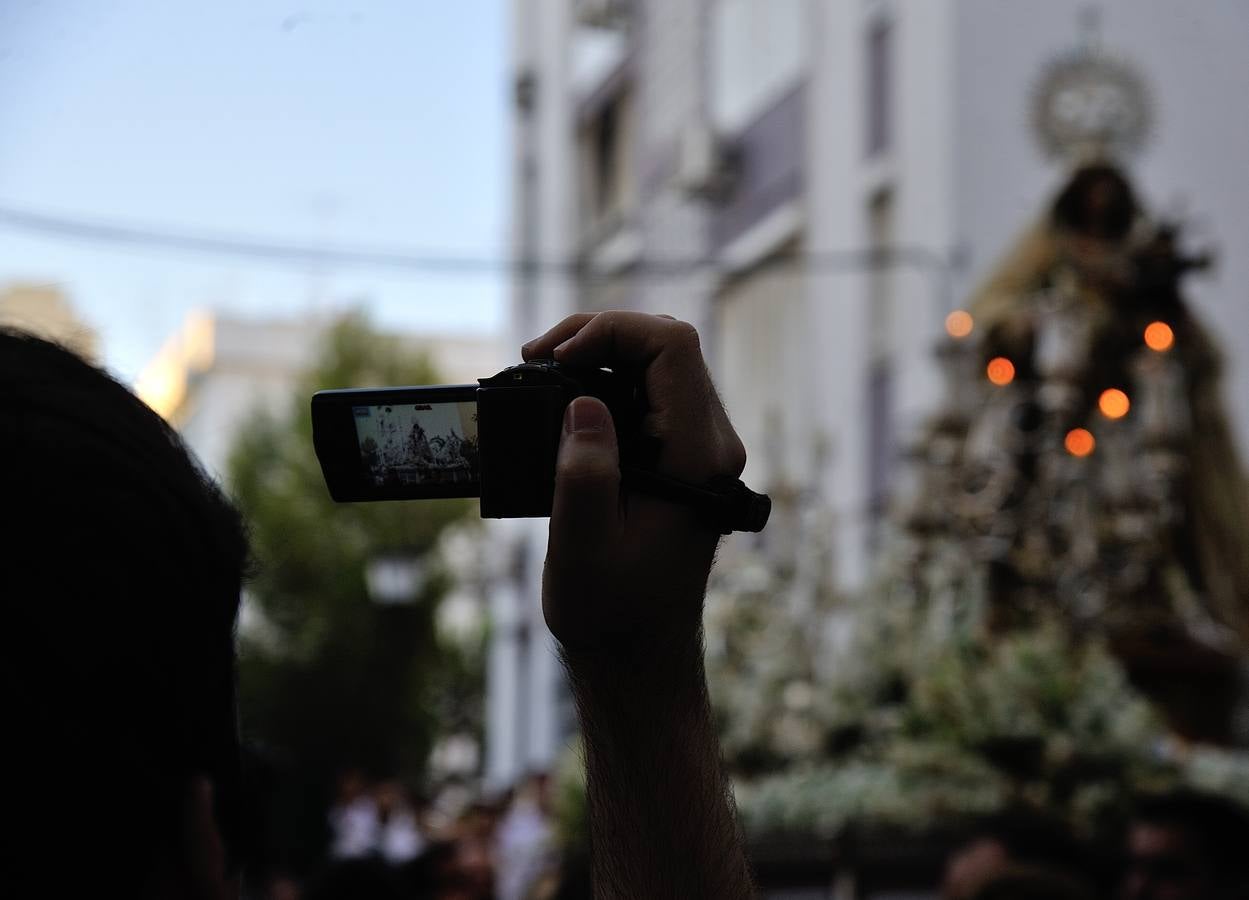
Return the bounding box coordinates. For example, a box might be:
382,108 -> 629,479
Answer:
0,202 -> 956,284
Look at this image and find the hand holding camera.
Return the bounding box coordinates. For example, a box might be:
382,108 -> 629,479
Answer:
521,311 -> 750,656
312,310 -> 764,656
311,311 -> 758,896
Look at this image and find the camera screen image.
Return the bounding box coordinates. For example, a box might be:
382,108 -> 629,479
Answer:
352,401 -> 479,487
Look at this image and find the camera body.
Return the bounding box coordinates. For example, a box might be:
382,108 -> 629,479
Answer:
312,360 -> 653,518
474,361 -> 654,517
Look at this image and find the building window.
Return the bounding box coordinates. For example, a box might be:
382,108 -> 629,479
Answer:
593,96 -> 621,212
513,621 -> 531,769
579,88 -> 635,234
866,188 -> 895,549
710,0 -> 807,134
713,239 -> 804,493
867,188 -> 895,358
865,19 -> 893,157
866,359 -> 894,551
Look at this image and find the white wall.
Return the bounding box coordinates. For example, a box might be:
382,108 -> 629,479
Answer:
792,0 -> 959,588
710,0 -> 808,134
180,367 -> 300,480
890,0 -> 955,438
803,0 -> 870,586
490,0 -> 582,790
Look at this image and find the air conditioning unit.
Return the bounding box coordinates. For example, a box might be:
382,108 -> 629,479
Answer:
576,0 -> 630,29
675,122 -> 740,202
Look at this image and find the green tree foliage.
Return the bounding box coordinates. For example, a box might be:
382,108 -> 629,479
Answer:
228,313 -> 480,793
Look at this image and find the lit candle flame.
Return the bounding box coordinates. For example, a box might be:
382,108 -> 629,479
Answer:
1098,388 -> 1130,420
986,357 -> 1015,386
945,310 -> 974,339
1144,321 -> 1174,352
1065,428 -> 1096,457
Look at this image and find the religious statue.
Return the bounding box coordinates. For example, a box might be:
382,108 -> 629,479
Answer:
890,42 -> 1249,739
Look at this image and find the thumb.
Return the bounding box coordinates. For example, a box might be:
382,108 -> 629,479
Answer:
550,396 -> 621,554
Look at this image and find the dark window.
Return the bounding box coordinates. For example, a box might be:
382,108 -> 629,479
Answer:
514,620 -> 531,767
866,359 -> 894,552
867,188 -> 895,358
580,89 -> 633,230
866,19 -> 893,157
593,95 -> 620,216
866,187 -> 895,551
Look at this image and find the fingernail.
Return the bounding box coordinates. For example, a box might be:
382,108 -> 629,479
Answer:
566,396 -> 608,433
521,339 -> 535,354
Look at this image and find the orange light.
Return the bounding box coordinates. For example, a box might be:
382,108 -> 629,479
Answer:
945,310 -> 974,339
1098,388 -> 1131,420
1144,321 -> 1174,352
1065,428 -> 1096,457
986,357 -> 1015,386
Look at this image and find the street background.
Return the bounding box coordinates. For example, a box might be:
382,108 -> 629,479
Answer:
4,2 -> 1249,898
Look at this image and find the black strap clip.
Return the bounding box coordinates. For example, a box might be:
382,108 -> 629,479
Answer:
621,467 -> 772,535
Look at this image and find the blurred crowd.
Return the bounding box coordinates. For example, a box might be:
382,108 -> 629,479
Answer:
257,771 -> 584,900
940,790 -> 1249,900
252,778 -> 1249,900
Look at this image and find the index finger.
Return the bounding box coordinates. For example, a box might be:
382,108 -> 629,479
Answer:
521,314 -> 596,361
551,310 -> 703,372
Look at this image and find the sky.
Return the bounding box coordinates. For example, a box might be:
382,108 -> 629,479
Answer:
0,0 -> 509,383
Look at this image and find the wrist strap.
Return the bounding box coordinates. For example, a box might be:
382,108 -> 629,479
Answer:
620,467 -> 771,534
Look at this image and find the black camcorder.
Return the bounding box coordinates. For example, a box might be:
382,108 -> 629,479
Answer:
311,361 -> 770,534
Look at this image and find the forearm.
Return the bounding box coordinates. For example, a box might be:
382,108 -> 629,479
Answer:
564,629 -> 755,900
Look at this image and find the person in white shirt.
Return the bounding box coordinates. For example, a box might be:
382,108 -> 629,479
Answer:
327,770 -> 381,860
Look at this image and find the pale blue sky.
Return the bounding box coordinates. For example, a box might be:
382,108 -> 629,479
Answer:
0,0 -> 509,381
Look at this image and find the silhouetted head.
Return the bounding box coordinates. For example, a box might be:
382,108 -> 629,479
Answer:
1121,790 -> 1249,900
2,328 -> 248,894
1051,163 -> 1140,242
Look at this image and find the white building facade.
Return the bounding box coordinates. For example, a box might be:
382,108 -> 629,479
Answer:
0,282 -> 99,362
487,0 -> 1249,788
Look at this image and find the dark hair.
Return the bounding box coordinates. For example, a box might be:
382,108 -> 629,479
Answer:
1131,790 -> 1249,879
1051,163 -> 1139,241
1,329 -> 249,884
